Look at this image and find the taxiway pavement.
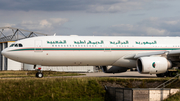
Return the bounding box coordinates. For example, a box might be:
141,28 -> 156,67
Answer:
79,71 -> 157,78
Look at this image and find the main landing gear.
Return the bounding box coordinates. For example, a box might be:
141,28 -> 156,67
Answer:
156,71 -> 177,77
34,65 -> 43,78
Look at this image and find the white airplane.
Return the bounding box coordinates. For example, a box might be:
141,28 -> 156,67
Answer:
1,35 -> 180,78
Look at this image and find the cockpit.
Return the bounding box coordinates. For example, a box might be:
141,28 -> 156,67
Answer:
10,43 -> 23,47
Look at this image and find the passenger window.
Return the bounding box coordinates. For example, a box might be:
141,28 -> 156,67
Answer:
19,44 -> 23,47
15,44 -> 18,47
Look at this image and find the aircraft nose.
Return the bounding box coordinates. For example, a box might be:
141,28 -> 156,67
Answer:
1,48 -> 8,57
1,48 -> 19,61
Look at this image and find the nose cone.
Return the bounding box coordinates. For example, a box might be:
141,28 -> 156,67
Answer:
1,48 -> 20,62
1,48 -> 8,57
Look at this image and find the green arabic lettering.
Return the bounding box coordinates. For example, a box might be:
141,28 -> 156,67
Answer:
98,40 -> 104,44
136,41 -> 140,44
80,40 -> 86,44
101,40 -> 104,44
126,41 -> 129,44
116,41 -> 120,44
63,40 -> 66,44
87,41 -> 91,44
153,41 -> 157,44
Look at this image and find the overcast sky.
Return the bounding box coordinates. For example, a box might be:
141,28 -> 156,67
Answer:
1,0 -> 180,36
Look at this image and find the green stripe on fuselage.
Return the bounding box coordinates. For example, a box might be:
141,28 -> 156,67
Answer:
10,48 -> 180,51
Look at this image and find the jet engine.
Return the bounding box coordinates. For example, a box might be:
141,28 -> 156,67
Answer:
101,66 -> 128,73
136,57 -> 172,74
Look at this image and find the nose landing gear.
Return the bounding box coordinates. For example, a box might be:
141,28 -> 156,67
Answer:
34,65 -> 43,78
36,68 -> 43,78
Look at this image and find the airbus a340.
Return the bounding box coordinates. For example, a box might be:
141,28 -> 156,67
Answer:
2,36 -> 180,77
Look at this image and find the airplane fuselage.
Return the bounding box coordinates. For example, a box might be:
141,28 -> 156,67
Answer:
2,36 -> 180,68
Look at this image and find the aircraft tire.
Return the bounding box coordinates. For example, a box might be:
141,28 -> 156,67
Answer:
169,72 -> 177,77
165,71 -> 176,77
36,72 -> 43,78
168,72 -> 172,77
156,73 -> 165,77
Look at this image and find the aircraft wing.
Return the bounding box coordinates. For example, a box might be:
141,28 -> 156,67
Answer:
124,50 -> 180,59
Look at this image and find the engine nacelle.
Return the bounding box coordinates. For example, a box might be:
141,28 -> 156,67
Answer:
101,66 -> 128,73
136,57 -> 172,74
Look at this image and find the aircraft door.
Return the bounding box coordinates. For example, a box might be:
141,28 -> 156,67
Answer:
104,40 -> 111,52
34,40 -> 43,52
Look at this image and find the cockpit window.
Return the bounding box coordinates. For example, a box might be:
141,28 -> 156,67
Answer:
15,44 -> 18,47
19,44 -> 23,47
10,44 -> 14,47
9,43 -> 23,47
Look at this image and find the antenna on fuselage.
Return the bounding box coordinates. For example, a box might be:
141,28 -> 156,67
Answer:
53,33 -> 56,36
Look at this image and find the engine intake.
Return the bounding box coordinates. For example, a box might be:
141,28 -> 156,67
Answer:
136,57 -> 172,74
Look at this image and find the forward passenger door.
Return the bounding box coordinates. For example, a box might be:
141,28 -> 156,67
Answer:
34,40 -> 43,52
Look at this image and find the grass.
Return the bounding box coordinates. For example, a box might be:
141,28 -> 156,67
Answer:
164,91 -> 180,101
0,70 -> 85,78
0,72 -> 180,101
0,77 -> 105,101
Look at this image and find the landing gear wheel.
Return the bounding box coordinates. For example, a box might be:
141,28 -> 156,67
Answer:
167,72 -> 177,77
156,73 -> 165,77
34,66 -> 43,78
36,72 -> 43,78
168,72 -> 172,77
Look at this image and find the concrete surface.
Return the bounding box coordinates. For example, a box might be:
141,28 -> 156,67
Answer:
81,71 -> 157,78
